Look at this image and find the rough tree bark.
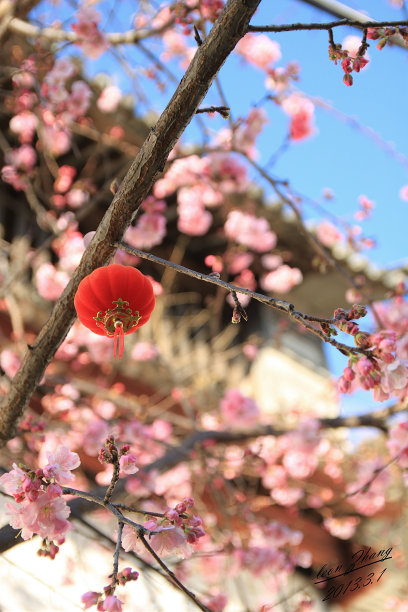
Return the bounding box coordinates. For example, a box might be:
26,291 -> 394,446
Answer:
0,0 -> 262,445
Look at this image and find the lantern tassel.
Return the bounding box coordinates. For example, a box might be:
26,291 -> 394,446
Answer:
113,322 -> 125,360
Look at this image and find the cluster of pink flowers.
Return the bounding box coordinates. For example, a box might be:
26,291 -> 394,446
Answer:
42,58 -> 92,125
328,39 -> 369,86
122,497 -> 205,558
0,446 -> 79,543
82,567 -> 139,611
281,94 -> 315,141
72,6 -> 109,58
220,389 -> 260,428
224,210 -> 277,252
336,300 -> 408,401
259,419 -> 335,507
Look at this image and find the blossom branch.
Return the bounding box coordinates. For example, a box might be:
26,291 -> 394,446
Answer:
116,241 -> 370,357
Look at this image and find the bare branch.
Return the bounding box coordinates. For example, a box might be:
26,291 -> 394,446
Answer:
248,19 -> 408,33
116,241 -> 371,357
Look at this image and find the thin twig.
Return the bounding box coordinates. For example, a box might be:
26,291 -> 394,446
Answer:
116,241 -> 370,357
110,521 -> 124,592
248,19 -> 408,33
137,531 -> 212,612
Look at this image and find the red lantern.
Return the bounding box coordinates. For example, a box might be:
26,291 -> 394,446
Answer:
74,265 -> 155,360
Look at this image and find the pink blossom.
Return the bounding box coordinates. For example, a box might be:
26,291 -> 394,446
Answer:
177,193 -> 212,236
220,389 -> 260,428
15,490 -> 72,540
49,57 -> 77,81
81,591 -> 100,609
65,80 -> 92,120
323,516 -> 359,539
205,254 -> 223,274
122,524 -> 139,552
261,254 -> 283,270
9,111 -> 38,143
281,94 -> 315,142
131,342 -> 159,361
380,360 -> 408,395
42,124 -> 72,156
236,33 -> 281,70
260,265 -> 302,293
315,220 -> 344,247
262,465 -> 287,489
224,210 -> 277,252
282,449 -> 318,479
0,464 -> 30,499
5,144 -> 36,171
102,595 -> 122,611
36,263 -> 70,301
150,524 -> 190,557
162,29 -> 189,57
125,213 -> 166,249
0,349 -> 21,378
5,502 -> 34,540
119,454 -> 139,475
42,446 -> 80,483
97,85 -> 122,113
1,165 -> 26,190
227,252 -> 254,274
271,486 -> 304,506
54,165 -> 76,193
66,188 -> 89,209
72,6 -> 109,59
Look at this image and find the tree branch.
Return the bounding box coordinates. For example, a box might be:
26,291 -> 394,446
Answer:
248,19 -> 408,33
116,241 -> 371,358
0,0 -> 262,446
